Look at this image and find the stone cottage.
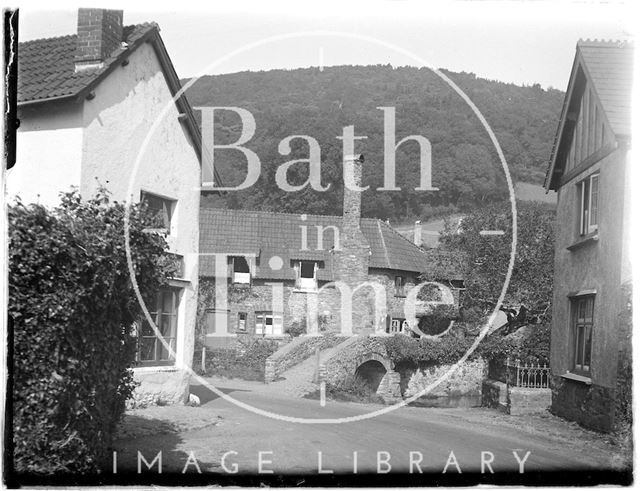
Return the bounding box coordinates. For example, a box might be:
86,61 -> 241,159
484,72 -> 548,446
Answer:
544,40 -> 633,431
199,155 -> 463,347
8,9 -> 222,404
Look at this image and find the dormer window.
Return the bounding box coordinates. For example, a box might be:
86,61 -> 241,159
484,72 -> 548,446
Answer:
294,260 -> 318,291
231,256 -> 251,285
579,173 -> 599,236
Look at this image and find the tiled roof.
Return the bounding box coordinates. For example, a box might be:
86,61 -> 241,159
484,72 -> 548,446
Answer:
18,24 -> 157,104
199,208 -> 444,280
17,21 -> 224,186
578,40 -> 634,137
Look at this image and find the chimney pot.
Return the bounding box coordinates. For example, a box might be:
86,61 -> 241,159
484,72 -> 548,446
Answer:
75,8 -> 123,71
413,220 -> 422,246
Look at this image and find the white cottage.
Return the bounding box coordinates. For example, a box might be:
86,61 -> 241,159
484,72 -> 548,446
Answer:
8,9 -> 220,404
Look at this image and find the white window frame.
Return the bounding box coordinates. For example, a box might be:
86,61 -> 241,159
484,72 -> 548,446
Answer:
579,172 -> 599,236
255,312 -> 284,336
140,191 -> 176,234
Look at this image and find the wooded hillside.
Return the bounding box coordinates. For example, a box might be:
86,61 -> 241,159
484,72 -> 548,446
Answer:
183,65 -> 563,220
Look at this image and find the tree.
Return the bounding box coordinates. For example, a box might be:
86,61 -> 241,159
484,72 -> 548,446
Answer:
439,200 -> 555,327
8,189 -> 176,474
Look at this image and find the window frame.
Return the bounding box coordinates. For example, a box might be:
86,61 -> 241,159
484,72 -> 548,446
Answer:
388,317 -> 407,334
237,312 -> 247,333
394,275 -> 406,297
230,256 -> 251,285
579,172 -> 599,236
295,260 -> 319,291
140,191 -> 176,233
255,311 -> 284,336
136,288 -> 180,367
570,294 -> 595,376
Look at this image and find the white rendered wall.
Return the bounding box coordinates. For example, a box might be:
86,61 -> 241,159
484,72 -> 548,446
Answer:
8,103 -> 83,207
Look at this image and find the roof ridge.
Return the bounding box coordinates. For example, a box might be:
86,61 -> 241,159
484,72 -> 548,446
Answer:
200,206 -> 383,223
19,22 -> 158,47
578,38 -> 634,48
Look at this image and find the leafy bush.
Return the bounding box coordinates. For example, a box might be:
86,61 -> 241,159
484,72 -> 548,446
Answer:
286,319 -> 306,337
383,332 -> 475,367
8,190 -> 173,475
199,338 -> 280,380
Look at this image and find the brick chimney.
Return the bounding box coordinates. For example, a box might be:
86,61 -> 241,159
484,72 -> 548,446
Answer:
75,8 -> 123,71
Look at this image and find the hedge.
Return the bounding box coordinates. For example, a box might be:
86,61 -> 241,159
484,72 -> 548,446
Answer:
198,338 -> 280,380
8,190 -> 174,475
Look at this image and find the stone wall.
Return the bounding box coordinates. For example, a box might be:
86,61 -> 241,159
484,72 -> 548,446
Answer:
199,267 -> 436,341
265,334 -> 345,382
404,359 -> 485,407
550,375 -> 615,432
509,387 -> 552,415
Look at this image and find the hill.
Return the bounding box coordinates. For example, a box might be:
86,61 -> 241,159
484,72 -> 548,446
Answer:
183,65 -> 564,220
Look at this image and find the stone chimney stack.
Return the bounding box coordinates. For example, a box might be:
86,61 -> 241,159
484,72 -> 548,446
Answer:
413,220 -> 422,246
75,8 -> 123,71
337,154 -> 370,283
342,154 -> 365,231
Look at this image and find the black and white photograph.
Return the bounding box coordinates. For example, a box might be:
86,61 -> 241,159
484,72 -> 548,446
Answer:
1,0 -> 636,487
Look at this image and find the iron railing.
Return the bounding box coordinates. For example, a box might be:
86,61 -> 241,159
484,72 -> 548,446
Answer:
505,357 -> 550,389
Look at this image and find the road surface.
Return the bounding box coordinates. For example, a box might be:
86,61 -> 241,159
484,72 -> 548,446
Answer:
110,376 -> 629,485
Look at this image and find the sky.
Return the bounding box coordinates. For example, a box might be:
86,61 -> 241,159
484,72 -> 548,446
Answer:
17,1 -> 635,90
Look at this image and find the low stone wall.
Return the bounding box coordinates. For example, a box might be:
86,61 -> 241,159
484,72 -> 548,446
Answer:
128,368 -> 191,408
404,359 -> 485,408
482,378 -> 551,415
265,334 -> 345,382
509,387 -> 552,415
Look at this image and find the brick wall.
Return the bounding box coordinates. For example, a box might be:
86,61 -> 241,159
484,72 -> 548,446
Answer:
75,9 -> 123,66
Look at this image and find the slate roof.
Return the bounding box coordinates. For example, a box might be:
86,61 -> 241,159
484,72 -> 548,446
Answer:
199,208 -> 442,280
18,24 -> 157,104
544,40 -> 633,190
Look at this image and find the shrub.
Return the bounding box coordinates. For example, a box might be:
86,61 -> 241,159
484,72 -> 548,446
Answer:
286,319 -> 306,337
383,332 -> 475,367
199,338 -> 280,381
8,190 -> 173,475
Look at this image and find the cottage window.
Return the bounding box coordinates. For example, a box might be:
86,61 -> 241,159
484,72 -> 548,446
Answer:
137,288 -> 180,366
295,260 -> 318,291
579,173 -> 599,236
231,256 -> 251,285
255,312 -> 283,336
237,312 -> 247,332
388,318 -> 408,334
141,191 -> 175,232
394,276 -> 406,297
571,295 -> 594,375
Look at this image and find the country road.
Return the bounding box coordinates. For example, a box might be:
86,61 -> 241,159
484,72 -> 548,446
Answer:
108,376 -> 631,486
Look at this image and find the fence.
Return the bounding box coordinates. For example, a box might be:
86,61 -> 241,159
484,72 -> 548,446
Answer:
505,357 -> 550,389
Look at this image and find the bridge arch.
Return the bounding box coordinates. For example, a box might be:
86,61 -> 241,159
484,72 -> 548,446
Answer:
354,353 -> 393,394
